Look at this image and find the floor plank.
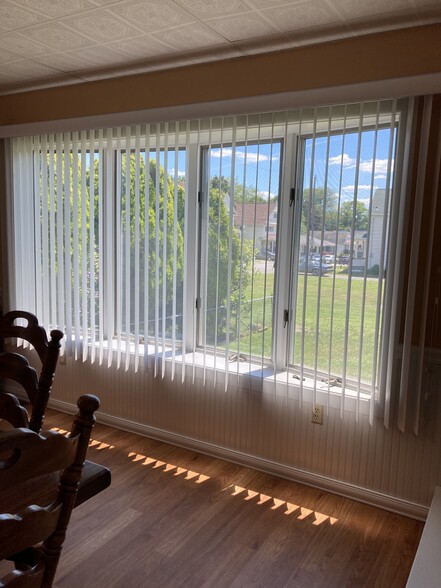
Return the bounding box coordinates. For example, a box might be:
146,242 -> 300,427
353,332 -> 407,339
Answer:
44,409 -> 423,588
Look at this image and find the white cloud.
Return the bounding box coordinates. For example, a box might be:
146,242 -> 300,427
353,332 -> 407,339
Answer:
329,154 -> 394,175
211,147 -> 269,163
342,184 -> 377,196
360,158 -> 393,174
168,168 -> 186,178
329,153 -> 355,167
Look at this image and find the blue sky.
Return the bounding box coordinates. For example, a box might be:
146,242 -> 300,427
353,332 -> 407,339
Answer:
209,142 -> 282,199
304,127 -> 396,204
202,126 -> 395,204
161,124 -> 396,207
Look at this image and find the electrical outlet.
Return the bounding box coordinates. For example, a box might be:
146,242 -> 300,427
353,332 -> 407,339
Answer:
311,405 -> 323,425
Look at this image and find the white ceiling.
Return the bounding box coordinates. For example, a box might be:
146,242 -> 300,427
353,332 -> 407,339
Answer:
0,0 -> 439,95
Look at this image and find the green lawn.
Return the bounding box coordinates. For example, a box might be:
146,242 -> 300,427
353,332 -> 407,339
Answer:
231,268 -> 382,384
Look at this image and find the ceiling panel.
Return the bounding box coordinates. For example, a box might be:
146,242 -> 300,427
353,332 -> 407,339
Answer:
115,0 -> 194,31
12,0 -> 97,19
0,0 -> 439,95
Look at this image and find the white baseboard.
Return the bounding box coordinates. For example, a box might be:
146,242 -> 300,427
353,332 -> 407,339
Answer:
49,397 -> 429,522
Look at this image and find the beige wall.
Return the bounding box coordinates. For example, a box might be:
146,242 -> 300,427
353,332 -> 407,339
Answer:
0,24 -> 440,126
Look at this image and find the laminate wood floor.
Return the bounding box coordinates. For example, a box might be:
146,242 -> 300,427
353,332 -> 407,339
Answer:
44,409 -> 423,588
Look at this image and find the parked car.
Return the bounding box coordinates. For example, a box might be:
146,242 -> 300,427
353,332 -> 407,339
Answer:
255,250 -> 275,260
312,253 -> 335,265
298,258 -> 330,276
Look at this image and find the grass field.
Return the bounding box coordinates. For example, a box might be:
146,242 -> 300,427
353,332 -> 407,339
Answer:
229,267 -> 382,384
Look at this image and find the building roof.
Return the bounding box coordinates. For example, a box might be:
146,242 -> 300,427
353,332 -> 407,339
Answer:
234,202 -> 277,228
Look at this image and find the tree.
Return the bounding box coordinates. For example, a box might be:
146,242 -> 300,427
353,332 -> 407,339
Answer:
302,186 -> 338,231
206,175 -> 254,344
212,175 -> 268,204
339,201 -> 369,231
119,154 -> 185,336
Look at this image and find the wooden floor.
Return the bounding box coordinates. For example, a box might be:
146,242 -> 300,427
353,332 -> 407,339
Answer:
44,408 -> 423,588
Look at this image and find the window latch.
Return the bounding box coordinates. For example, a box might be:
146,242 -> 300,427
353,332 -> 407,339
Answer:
283,309 -> 290,327
289,187 -> 296,207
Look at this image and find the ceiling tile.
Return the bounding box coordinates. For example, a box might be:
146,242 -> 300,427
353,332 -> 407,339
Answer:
247,0 -> 304,8
113,0 -> 193,32
19,22 -> 95,51
331,0 -> 414,20
62,8 -> 144,43
151,22 -> 229,50
89,0 -> 125,5
0,32 -> 51,57
0,59 -> 65,81
0,48 -> 24,65
33,52 -> 94,73
70,45 -> 131,67
0,1 -> 45,30
14,0 -> 96,19
175,0 -> 251,19
109,34 -> 174,58
205,12 -> 279,41
261,1 -> 343,32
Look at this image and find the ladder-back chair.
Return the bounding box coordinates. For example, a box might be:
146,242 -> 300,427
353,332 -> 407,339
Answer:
0,394 -> 99,587
0,311 -> 63,433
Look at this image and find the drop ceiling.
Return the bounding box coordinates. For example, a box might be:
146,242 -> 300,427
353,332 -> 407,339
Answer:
0,0 -> 439,95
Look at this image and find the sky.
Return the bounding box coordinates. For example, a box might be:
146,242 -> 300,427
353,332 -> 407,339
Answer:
152,122 -> 396,210
304,126 -> 396,205
204,125 -> 396,205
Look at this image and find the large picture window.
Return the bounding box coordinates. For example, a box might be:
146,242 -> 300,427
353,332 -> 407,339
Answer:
9,100 -> 406,414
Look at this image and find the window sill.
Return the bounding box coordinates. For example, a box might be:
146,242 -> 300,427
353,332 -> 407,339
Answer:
62,338 -> 372,415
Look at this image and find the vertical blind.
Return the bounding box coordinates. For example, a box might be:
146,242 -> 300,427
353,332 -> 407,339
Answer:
8,97 -> 428,429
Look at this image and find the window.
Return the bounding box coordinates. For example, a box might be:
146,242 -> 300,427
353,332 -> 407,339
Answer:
9,100 -> 406,413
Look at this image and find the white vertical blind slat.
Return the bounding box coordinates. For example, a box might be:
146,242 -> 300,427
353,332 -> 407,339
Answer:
89,131 -> 97,364
115,127 -> 123,368
224,117 -> 236,391
55,133 -> 64,336
63,132 -> 72,355
171,124 -> 179,380
71,132 -> 81,360
97,129 -> 104,365
80,131 -> 88,361
162,123 -> 169,378
31,137 -> 41,323
105,127 -> 114,367
154,124 -> 161,378
48,134 -> 57,330
341,105 -> 364,416
41,135 -> 50,329
143,124 -> 151,371
124,126 -> 131,371
133,125 -> 141,372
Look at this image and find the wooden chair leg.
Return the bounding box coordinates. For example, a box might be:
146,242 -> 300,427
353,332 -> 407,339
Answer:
41,394 -> 100,587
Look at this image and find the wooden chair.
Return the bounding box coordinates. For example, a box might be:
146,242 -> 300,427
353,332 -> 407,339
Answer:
0,311 -> 111,509
0,394 -> 100,587
0,311 -> 63,433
